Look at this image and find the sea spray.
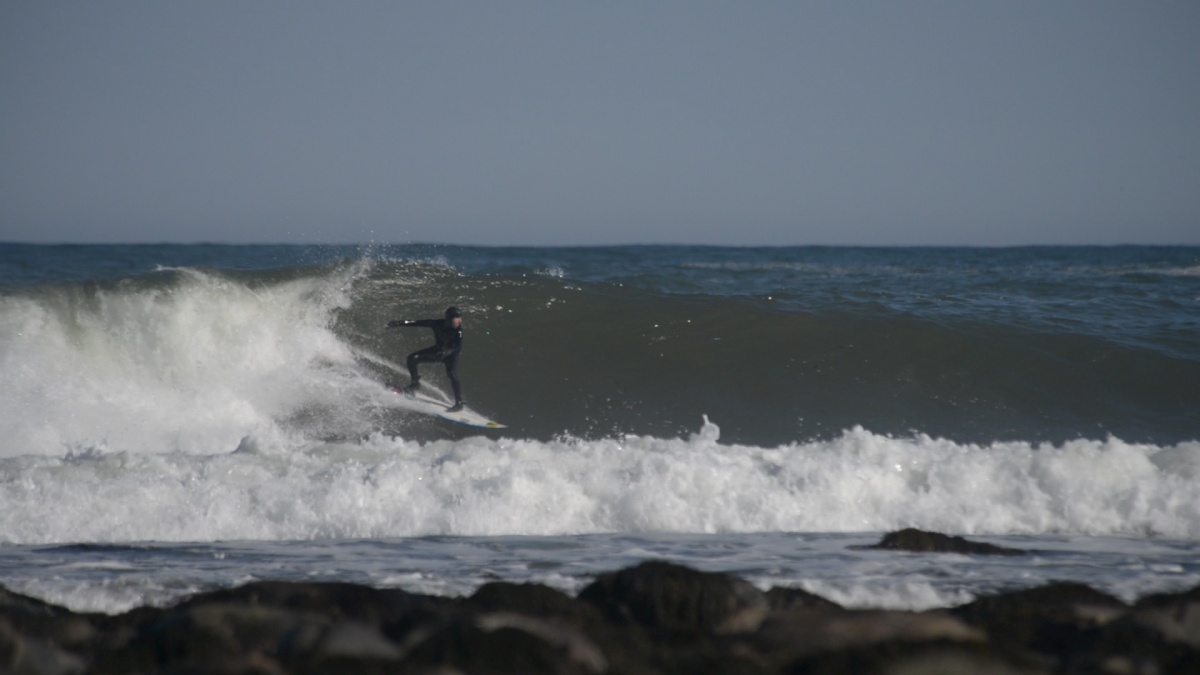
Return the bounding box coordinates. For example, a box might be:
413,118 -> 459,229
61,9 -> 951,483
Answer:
0,264 -> 370,458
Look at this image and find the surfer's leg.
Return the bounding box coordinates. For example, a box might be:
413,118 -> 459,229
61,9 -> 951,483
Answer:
444,354 -> 463,409
405,351 -> 421,383
406,346 -> 440,388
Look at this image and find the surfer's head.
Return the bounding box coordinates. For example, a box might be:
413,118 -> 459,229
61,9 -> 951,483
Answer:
445,306 -> 462,328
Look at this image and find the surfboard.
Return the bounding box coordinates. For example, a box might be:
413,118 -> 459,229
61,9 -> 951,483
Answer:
387,384 -> 506,429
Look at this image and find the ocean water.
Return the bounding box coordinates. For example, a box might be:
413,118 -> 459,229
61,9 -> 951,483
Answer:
1,243 -> 1198,615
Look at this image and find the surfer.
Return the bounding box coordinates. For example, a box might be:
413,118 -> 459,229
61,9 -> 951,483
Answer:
387,306 -> 464,412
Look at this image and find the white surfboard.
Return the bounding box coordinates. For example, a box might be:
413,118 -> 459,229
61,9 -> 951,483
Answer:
387,384 -> 506,429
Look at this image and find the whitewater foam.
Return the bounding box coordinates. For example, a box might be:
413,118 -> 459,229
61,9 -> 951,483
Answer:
2,416 -> 1198,545
0,265 -> 371,459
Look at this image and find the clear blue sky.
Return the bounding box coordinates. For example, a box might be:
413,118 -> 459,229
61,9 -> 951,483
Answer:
2,1 -> 1198,246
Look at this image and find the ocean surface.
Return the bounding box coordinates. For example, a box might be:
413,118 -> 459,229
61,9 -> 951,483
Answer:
1,243 -> 1198,614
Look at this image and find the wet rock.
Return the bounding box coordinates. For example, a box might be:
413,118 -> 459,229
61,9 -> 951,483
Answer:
953,581 -> 1126,629
865,528 -> 1026,556
172,579 -> 446,624
464,582 -> 676,675
951,582 -> 1130,672
1135,583 -> 1200,612
765,586 -> 842,611
115,603 -> 317,671
784,640 -> 1042,675
0,587 -> 96,674
0,586 -> 98,651
0,616 -> 87,675
751,607 -> 986,667
578,560 -> 768,633
3,566 -> 1197,674
295,620 -> 404,668
1126,601 -> 1200,650
395,612 -> 604,675
101,602 -> 412,674
1063,585 -> 1200,675
1069,609 -> 1200,675
466,582 -> 604,629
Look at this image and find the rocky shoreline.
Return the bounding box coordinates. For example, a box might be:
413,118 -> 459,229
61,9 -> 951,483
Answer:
3,530 -> 1197,674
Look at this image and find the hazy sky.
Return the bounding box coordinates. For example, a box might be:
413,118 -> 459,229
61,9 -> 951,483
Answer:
2,1 -> 1198,246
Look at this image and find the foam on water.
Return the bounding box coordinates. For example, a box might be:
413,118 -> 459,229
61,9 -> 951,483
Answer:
3,415 -> 1199,545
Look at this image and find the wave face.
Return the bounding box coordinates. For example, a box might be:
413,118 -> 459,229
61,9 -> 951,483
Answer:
1,244 -> 1198,544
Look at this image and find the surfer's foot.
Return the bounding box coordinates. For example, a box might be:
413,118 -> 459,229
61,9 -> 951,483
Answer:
402,382 -> 420,397
446,402 -> 464,413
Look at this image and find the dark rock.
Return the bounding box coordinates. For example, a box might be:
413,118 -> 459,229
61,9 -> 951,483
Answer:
396,612 -> 605,675
0,586 -> 98,650
0,585 -> 73,618
115,603 -> 316,671
1065,606 -> 1200,675
1064,586 -> 1200,675
89,605 -> 162,656
951,582 -> 1128,669
171,580 -> 446,624
101,601 -> 408,674
4,568 -> 1197,675
90,581 -> 446,674
0,586 -> 97,674
290,619 -> 404,666
752,607 -> 987,669
765,586 -> 842,611
953,581 -> 1126,626
466,582 -> 604,628
783,640 -> 1042,675
865,528 -> 1026,556
1134,583 -> 1200,611
578,560 -> 768,633
465,582 -> 681,675
0,616 -> 87,675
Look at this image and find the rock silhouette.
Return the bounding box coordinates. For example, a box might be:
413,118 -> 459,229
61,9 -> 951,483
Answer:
3,533 -> 1198,674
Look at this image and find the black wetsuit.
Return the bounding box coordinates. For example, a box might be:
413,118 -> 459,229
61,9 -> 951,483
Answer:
389,318 -> 463,404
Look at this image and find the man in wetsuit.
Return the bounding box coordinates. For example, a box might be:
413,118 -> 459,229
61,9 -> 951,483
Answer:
387,306 -> 465,412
